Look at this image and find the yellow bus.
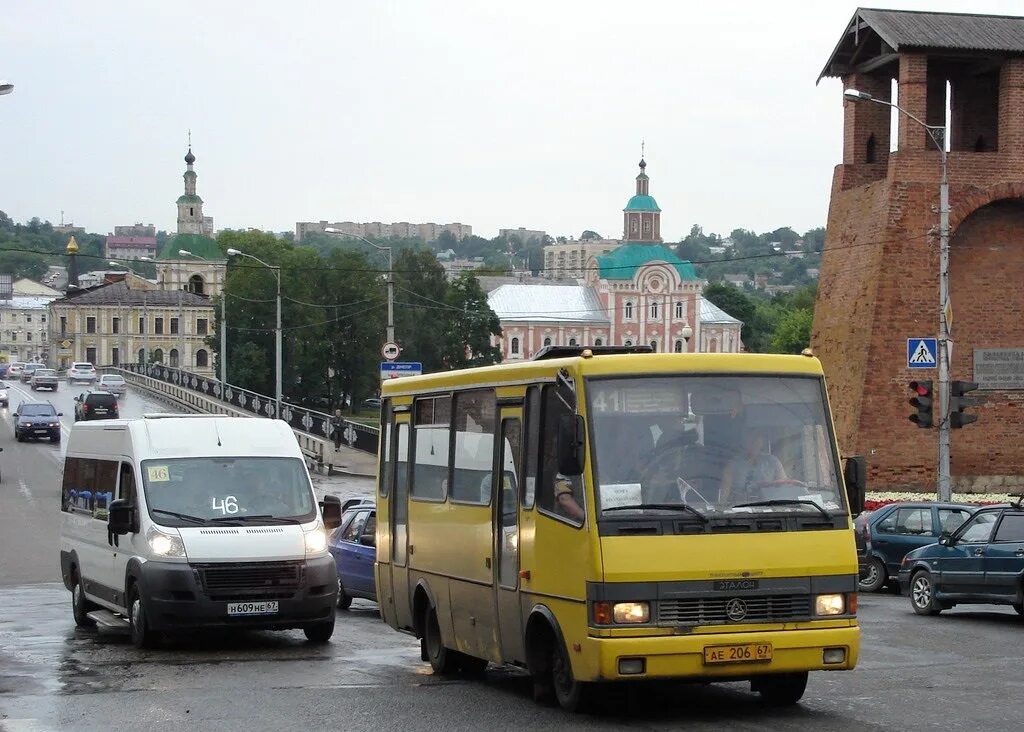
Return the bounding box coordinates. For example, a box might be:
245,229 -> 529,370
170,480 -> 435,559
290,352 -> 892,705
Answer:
374,346 -> 865,711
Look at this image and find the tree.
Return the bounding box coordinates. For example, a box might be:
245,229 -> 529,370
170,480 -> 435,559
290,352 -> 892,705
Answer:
703,283 -> 757,346
581,230 -> 602,240
770,308 -> 813,354
442,273 -> 502,368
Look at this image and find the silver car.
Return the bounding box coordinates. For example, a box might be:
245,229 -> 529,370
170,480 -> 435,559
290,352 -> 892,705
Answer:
30,369 -> 60,392
97,374 -> 127,397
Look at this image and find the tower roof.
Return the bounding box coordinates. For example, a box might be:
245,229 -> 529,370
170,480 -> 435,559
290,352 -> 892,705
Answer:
594,244 -> 697,280
66,235 -> 79,254
159,233 -> 222,260
185,146 -> 196,164
623,195 -> 661,212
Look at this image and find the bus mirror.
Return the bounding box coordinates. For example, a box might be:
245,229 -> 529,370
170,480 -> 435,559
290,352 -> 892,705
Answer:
557,414 -> 586,477
320,494 -> 342,530
107,499 -> 133,536
843,455 -> 866,515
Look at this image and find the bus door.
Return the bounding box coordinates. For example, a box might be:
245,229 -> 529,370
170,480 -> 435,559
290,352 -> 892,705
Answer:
391,418 -> 414,631
493,405 -> 526,664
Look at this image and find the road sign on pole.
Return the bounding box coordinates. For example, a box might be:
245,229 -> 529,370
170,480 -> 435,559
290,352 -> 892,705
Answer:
907,338 -> 938,369
381,342 -> 401,361
380,362 -> 422,380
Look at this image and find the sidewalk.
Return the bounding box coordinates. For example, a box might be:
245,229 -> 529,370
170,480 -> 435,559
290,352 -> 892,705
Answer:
323,443 -> 377,478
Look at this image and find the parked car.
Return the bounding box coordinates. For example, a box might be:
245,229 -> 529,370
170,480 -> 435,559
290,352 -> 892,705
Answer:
97,374 -> 127,397
73,391 -> 119,421
361,397 -> 382,411
857,501 -> 977,592
12,401 -> 62,442
20,363 -> 46,383
67,362 -> 98,385
6,362 -> 25,380
855,511 -> 872,581
0,382 -> 9,408
0,364 -> 8,378
327,500 -> 377,609
30,368 -> 60,391
899,502 -> 1024,616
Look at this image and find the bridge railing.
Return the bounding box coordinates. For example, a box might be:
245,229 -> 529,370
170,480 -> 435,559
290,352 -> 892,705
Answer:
115,363 -> 380,458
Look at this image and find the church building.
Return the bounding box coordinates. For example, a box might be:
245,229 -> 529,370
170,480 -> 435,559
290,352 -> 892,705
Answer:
489,158 -> 742,360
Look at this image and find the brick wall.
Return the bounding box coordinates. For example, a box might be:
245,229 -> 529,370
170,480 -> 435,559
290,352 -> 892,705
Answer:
817,55 -> 1024,494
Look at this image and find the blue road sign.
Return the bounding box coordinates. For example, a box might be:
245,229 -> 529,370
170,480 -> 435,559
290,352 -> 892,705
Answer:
907,338 -> 938,369
380,361 -> 423,380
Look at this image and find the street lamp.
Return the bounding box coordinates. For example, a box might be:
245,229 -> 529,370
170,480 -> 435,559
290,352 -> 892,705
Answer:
0,81 -> 13,96
226,247 -> 282,417
323,228 -> 395,346
845,88 -> 952,501
109,261 -> 150,369
681,324 -> 693,343
180,249 -> 227,384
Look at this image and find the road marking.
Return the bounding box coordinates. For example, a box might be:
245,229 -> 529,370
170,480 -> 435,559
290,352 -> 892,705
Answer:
18,478 -> 37,509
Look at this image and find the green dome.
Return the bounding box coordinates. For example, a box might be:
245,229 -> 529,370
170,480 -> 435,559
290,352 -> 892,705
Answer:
595,244 -> 697,281
160,233 -> 222,260
624,194 -> 661,212
176,193 -> 203,205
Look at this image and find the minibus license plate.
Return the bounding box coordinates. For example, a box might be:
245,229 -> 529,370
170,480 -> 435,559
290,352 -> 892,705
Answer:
227,601 -> 279,616
703,643 -> 772,664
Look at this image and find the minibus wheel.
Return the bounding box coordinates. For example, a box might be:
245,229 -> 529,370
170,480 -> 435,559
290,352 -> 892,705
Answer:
423,605 -> 459,674
551,639 -> 592,712
752,671 -> 808,705
128,585 -> 160,649
71,573 -> 97,628
303,617 -> 335,643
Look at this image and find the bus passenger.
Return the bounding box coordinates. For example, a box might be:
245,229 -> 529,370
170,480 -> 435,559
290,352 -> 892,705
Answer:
718,429 -> 786,505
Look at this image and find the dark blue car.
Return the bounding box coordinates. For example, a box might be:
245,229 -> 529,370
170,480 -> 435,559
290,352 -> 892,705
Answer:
856,501 -> 977,592
899,503 -> 1024,616
328,501 -> 377,610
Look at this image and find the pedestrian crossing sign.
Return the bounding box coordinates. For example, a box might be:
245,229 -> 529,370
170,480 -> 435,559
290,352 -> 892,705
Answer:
907,338 -> 938,369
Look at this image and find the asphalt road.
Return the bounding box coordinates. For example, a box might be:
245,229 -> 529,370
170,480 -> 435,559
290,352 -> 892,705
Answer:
1,395 -> 1023,730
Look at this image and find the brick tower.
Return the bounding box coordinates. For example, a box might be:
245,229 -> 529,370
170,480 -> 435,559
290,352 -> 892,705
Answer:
814,8 -> 1024,493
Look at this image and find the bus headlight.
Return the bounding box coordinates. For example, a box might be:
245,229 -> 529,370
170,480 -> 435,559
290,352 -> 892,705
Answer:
815,593 -> 845,616
146,527 -> 185,558
304,527 -> 327,555
613,602 -> 650,624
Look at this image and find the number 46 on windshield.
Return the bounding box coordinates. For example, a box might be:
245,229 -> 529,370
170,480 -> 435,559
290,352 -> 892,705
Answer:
212,496 -> 239,515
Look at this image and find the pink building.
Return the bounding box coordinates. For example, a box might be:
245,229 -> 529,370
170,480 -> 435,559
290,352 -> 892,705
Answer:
489,158 -> 742,361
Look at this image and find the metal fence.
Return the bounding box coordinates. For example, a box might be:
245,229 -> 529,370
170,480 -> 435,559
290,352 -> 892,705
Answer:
120,364 -> 380,454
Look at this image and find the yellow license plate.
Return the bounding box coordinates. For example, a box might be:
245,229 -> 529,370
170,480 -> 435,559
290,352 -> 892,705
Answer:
703,643 -> 773,664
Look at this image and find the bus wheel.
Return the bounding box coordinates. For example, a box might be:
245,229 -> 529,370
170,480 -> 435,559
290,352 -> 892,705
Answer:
423,606 -> 459,674
752,671 -> 808,705
550,639 -> 592,712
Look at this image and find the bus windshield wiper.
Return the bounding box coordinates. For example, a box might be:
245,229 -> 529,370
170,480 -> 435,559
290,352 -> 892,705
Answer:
732,499 -> 831,520
602,503 -> 708,523
210,514 -> 301,525
151,508 -> 209,525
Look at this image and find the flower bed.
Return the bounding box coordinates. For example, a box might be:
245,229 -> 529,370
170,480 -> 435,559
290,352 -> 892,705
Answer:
863,491 -> 1019,512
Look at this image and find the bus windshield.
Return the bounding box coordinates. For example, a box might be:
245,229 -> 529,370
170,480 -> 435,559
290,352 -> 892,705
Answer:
588,375 -> 845,518
141,457 -> 316,527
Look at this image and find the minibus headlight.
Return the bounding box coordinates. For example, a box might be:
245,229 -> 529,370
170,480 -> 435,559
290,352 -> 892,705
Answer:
304,527 -> 327,555
815,593 -> 845,616
146,527 -> 185,558
612,602 -> 650,624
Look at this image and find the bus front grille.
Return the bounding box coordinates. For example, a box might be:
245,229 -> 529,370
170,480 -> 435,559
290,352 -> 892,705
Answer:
658,595 -> 812,626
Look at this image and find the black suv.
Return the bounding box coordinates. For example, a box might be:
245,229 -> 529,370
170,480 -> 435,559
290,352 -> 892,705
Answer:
13,402 -> 62,442
73,390 -> 120,421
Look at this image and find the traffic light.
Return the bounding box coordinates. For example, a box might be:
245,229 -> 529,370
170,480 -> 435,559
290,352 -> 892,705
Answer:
950,380 -> 979,428
908,380 -> 933,428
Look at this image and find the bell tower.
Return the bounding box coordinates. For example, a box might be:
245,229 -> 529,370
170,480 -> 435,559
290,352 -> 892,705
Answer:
622,154 -> 662,243
176,142 -> 204,235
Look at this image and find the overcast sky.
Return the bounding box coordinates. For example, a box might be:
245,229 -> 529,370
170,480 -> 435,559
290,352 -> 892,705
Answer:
2,1 -> 1020,241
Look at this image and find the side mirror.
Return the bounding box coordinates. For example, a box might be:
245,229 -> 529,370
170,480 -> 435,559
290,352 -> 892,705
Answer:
108,499 -> 134,535
57,412 -> 63,417
843,455 -> 866,515
557,414 -> 586,477
359,532 -> 376,547
938,532 -> 953,547
320,494 -> 342,530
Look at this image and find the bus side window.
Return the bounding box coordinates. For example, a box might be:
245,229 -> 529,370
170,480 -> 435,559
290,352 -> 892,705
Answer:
522,386 -> 541,509
537,384 -> 585,526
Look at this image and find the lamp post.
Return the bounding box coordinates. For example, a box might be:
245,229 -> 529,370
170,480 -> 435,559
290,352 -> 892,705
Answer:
109,261 -> 150,370
226,248 -> 282,417
323,228 -> 395,346
179,249 -> 227,384
681,324 -> 693,346
844,88 -> 951,501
